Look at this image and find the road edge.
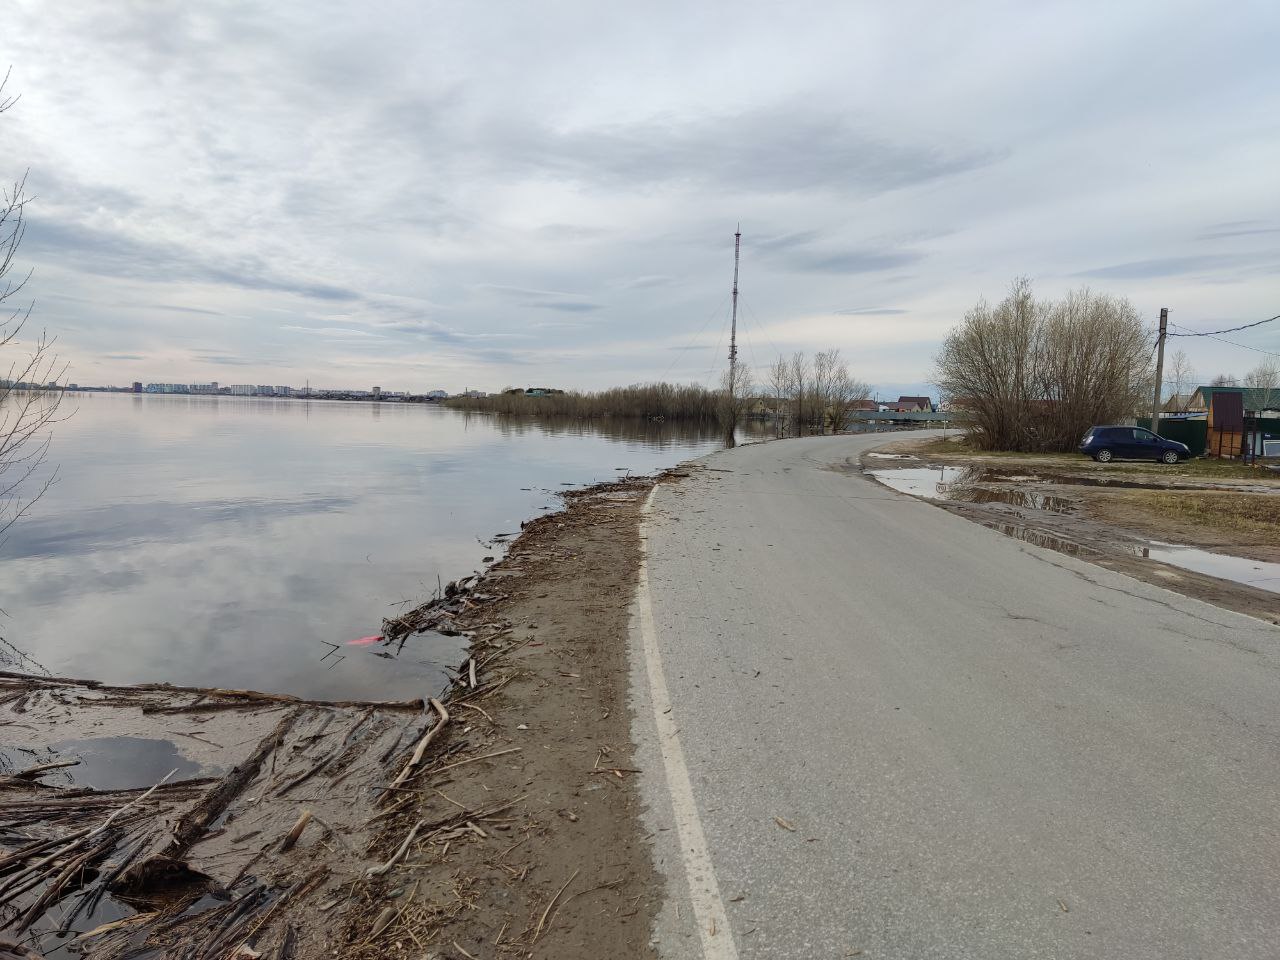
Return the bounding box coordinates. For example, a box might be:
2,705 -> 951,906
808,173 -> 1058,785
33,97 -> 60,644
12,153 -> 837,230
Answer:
629,480 -> 741,960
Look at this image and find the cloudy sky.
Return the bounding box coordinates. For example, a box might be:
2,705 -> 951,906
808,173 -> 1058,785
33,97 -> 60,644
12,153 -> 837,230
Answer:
5,1 -> 1278,396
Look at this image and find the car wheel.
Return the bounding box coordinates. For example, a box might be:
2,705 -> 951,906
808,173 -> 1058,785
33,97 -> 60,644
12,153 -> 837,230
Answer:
1162,450 -> 1179,464
1095,449 -> 1113,463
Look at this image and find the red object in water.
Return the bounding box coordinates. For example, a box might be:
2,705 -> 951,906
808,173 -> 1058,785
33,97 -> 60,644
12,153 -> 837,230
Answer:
347,635 -> 383,646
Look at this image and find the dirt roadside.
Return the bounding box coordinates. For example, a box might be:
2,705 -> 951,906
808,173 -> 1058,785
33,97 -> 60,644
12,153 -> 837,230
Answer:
335,474 -> 673,959
860,436 -> 1280,626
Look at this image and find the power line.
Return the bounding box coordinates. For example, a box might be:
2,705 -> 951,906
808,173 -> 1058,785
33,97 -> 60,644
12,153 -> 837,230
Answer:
1168,322 -> 1280,359
657,290 -> 731,384
737,295 -> 785,362
1167,314 -> 1279,337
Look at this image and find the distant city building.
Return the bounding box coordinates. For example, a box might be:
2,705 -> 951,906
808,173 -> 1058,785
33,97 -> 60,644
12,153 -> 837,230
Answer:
84,376 -> 425,400
426,390 -> 448,399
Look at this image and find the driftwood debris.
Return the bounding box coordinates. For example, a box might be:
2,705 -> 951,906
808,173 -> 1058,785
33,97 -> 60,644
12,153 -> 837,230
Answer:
0,670 -> 426,713
385,698 -> 450,795
119,710 -> 302,892
0,660 -> 480,953
278,811 -> 312,853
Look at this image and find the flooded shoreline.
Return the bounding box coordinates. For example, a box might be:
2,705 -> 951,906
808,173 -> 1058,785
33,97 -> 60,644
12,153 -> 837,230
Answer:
4,395 -> 766,701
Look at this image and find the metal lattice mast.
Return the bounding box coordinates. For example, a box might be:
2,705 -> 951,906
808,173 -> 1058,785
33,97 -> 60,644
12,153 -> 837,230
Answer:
729,226 -> 741,395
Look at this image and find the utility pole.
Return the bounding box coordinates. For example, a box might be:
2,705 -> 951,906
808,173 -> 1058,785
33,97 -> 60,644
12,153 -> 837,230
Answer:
728,225 -> 741,398
1150,307 -> 1168,436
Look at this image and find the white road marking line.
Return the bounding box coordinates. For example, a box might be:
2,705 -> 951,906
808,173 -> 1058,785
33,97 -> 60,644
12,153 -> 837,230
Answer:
637,486 -> 740,960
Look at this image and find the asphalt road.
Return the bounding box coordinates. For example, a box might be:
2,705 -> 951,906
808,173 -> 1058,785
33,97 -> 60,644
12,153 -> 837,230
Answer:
629,433 -> 1280,960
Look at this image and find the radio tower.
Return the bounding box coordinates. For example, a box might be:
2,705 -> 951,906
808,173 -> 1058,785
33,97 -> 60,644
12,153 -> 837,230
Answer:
729,225 -> 741,395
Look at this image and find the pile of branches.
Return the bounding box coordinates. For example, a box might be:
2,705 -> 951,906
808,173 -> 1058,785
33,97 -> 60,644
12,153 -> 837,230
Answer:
0,778 -> 207,941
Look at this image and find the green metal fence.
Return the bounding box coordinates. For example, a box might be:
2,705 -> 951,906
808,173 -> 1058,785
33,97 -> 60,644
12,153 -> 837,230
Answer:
1138,418 -> 1208,456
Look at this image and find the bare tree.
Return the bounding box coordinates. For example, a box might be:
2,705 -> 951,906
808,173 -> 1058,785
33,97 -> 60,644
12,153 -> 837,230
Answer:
811,349 -> 838,434
1210,373 -> 1239,387
717,363 -> 754,447
934,278 -> 1151,452
826,354 -> 872,433
1,68 -> 65,542
789,352 -> 810,436
1165,349 -> 1196,412
764,349 -> 871,436
768,355 -> 791,438
1244,360 -> 1279,413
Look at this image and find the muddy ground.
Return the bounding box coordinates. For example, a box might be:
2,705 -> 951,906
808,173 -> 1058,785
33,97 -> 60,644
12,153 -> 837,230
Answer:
861,436 -> 1280,625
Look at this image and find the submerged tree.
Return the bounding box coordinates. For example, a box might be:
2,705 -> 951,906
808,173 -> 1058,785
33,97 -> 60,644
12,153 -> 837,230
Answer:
1,68 -> 65,542
762,349 -> 870,436
934,278 -> 1151,452
768,355 -> 790,438
717,362 -> 755,447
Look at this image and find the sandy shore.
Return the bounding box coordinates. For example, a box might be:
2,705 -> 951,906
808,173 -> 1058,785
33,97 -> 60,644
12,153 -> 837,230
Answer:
335,472 -> 677,958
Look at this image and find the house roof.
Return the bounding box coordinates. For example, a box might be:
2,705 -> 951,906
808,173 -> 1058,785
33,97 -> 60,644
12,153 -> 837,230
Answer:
1190,385 -> 1280,412
896,396 -> 931,406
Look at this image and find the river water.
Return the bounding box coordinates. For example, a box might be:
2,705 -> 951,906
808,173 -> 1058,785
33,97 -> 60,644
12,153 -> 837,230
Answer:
2,394 -> 753,700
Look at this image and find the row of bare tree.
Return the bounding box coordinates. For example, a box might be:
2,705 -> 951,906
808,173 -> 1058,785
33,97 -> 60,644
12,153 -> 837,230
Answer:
1207,363 -> 1279,409
451,381 -> 724,421
934,278 -> 1152,452
756,349 -> 872,436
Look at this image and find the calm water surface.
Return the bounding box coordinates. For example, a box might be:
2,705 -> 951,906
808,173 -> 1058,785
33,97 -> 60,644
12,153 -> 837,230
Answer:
3,394 -> 749,699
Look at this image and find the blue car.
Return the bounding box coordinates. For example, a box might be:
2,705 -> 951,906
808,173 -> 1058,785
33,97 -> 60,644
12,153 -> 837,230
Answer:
1079,425 -> 1190,464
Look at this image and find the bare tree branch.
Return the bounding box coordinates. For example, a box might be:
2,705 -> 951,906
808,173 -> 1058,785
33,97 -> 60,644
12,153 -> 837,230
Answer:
0,68 -> 64,544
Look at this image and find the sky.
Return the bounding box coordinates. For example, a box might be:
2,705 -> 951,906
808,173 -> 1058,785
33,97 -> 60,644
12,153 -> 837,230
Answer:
4,1 -> 1278,397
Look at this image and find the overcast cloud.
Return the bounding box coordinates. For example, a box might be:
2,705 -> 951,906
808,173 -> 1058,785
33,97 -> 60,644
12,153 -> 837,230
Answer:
5,1 -> 1278,396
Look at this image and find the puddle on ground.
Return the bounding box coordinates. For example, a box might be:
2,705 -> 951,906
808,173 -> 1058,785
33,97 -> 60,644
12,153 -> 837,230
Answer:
868,467 -> 1074,513
0,736 -> 212,790
872,467 -> 1279,597
982,522 -> 1097,556
865,452 -> 917,460
961,488 -> 1074,512
1144,544 -> 1280,595
868,466 -> 970,498
979,525 -> 1279,595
